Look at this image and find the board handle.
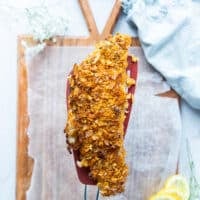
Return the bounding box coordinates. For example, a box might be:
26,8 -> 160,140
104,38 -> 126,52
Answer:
79,0 -> 121,41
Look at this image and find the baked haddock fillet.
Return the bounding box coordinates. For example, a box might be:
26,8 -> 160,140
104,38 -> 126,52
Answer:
65,33 -> 136,196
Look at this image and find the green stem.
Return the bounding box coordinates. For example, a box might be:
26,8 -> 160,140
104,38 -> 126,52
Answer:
186,139 -> 200,200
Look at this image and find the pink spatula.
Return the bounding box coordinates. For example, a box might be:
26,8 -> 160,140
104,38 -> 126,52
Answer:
66,56 -> 138,185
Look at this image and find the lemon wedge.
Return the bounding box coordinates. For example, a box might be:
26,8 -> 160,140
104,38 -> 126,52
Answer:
158,188 -> 184,200
164,175 -> 190,200
150,193 -> 181,200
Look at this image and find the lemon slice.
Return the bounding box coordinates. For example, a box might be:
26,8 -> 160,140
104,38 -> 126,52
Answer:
158,188 -> 184,199
158,188 -> 184,200
164,175 -> 190,200
150,193 -> 181,200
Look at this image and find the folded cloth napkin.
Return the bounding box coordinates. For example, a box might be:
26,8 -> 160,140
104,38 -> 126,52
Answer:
122,0 -> 200,109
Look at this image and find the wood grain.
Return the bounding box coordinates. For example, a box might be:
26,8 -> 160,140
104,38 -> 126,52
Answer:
157,89 -> 179,99
101,0 -> 121,39
16,0 -> 178,199
16,37 -> 34,200
78,0 -> 99,40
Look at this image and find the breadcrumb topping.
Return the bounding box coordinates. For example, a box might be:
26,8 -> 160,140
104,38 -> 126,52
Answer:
65,33 -> 136,196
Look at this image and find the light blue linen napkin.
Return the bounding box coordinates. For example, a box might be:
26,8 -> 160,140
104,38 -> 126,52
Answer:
122,0 -> 200,109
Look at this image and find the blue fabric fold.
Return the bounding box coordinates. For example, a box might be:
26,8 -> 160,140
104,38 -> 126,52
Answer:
123,0 -> 200,109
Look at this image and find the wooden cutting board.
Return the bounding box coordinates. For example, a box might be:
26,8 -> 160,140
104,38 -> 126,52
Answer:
16,0 -> 178,199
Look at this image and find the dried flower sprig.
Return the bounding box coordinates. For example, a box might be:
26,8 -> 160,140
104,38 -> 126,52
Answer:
186,139 -> 200,200
0,3 -> 69,56
24,5 -> 68,43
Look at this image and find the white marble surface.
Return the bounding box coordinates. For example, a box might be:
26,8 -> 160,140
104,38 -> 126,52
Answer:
0,0 -> 199,200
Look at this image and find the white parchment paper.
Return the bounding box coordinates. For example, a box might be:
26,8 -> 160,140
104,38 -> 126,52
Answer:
26,47 -> 181,200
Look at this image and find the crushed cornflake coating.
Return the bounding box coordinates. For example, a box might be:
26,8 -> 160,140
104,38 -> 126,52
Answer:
65,33 -> 136,196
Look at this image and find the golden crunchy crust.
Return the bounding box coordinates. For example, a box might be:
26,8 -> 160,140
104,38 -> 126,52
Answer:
65,33 -> 135,196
